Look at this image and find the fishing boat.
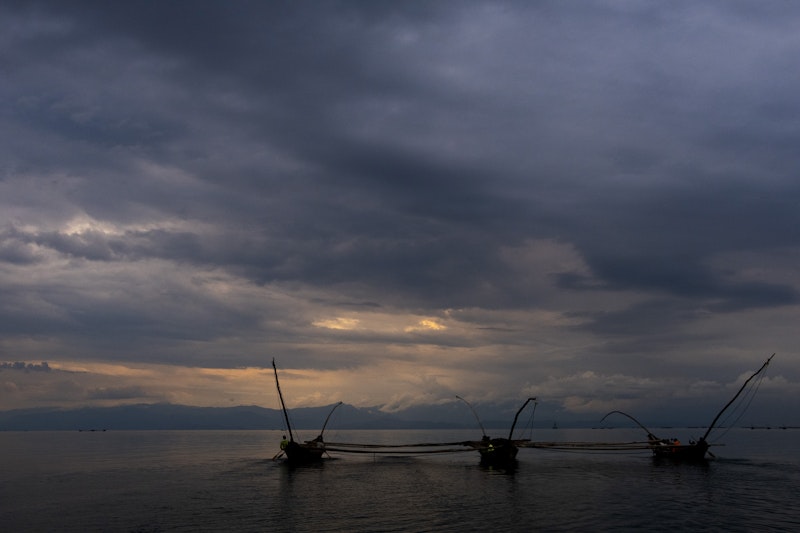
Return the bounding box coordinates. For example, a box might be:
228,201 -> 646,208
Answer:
603,353 -> 775,462
459,396 -> 537,467
272,358 -> 342,465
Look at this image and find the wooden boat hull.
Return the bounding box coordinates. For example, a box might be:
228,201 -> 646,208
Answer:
284,440 -> 325,464
477,438 -> 520,467
650,439 -> 709,462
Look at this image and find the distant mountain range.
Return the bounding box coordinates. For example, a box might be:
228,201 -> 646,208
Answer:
0,402 -> 524,431
4,400 -> 738,431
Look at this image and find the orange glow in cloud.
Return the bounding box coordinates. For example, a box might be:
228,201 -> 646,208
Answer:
404,319 -> 447,332
312,317 -> 361,330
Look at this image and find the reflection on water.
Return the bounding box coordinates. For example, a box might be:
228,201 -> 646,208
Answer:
1,429 -> 798,531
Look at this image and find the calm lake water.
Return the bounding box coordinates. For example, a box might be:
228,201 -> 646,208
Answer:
1,428 -> 798,532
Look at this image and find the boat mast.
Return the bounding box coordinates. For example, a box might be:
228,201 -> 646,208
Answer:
508,397 -> 536,440
272,358 -> 296,442
701,353 -> 775,442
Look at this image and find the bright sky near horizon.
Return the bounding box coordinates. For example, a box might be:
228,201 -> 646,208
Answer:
1,1 -> 798,425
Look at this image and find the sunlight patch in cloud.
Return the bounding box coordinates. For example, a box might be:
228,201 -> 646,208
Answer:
312,312 -> 450,335
49,361 -> 155,377
63,215 -> 119,236
404,318 -> 447,332
312,317 -> 361,330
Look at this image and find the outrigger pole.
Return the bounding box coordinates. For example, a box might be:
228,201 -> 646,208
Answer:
701,353 -> 775,442
508,397 -> 536,440
456,395 -> 487,438
601,410 -> 659,441
320,401 -> 343,438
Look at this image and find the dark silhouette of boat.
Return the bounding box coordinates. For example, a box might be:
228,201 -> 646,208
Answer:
603,353 -> 775,462
272,358 -> 341,465
459,396 -> 537,467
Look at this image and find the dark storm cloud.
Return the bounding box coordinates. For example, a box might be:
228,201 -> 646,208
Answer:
569,178 -> 800,314
2,1 -> 799,414
5,1 -> 799,304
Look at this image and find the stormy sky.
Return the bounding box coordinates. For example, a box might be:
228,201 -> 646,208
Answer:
2,1 -> 798,425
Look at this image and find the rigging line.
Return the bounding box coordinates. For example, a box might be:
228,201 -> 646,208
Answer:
714,380 -> 758,435
719,369 -> 763,424
524,440 -> 654,447
325,441 -> 475,448
702,353 -> 774,442
739,367 -> 768,415
530,446 -> 652,455
326,447 -> 475,455
712,367 -> 770,441
521,400 -> 539,440
523,443 -> 653,451
709,359 -> 771,439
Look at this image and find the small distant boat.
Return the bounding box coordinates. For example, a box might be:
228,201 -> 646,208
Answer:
272,358 -> 341,465
459,396 -> 537,467
603,353 -> 775,462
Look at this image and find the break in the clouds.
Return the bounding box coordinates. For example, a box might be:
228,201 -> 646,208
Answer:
1,1 -> 799,425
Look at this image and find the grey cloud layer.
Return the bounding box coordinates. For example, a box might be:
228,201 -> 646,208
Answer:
2,1 -> 798,408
